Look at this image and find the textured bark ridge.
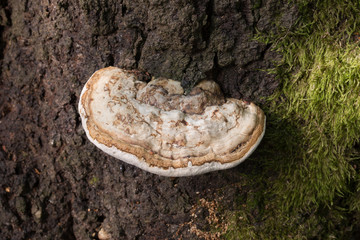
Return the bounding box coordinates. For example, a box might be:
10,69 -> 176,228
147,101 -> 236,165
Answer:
0,0 -> 297,239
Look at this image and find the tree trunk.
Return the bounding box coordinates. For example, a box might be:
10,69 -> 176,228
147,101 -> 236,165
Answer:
0,0 -> 296,239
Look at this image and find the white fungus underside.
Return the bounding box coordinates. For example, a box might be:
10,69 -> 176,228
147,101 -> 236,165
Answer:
87,68 -> 258,159
78,68 -> 266,176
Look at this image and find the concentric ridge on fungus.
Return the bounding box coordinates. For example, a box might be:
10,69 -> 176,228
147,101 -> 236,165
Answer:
78,67 -> 266,177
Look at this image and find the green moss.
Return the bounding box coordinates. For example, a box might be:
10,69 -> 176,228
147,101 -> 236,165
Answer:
89,176 -> 99,186
222,0 -> 360,238
252,0 -> 263,10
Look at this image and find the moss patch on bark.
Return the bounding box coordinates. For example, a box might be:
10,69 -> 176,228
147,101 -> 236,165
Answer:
222,0 -> 360,238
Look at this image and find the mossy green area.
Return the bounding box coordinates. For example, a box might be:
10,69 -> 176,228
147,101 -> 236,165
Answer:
222,0 -> 360,239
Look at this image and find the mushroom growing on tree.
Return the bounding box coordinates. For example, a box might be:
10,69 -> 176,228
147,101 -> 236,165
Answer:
78,67 -> 265,177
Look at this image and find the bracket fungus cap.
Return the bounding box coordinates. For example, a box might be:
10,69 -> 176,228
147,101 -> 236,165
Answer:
79,67 -> 265,177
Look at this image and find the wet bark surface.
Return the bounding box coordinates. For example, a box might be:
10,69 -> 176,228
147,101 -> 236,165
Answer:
0,1 -> 296,239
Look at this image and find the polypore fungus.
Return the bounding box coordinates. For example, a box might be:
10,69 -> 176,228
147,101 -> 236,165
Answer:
78,67 -> 265,177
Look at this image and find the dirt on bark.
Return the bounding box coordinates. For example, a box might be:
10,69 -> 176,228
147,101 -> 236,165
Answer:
0,0 -> 296,239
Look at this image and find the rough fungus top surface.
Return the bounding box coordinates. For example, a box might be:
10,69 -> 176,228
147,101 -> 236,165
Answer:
79,67 -> 266,176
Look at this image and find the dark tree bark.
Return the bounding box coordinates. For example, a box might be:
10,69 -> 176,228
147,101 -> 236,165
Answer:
0,0 -> 296,239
